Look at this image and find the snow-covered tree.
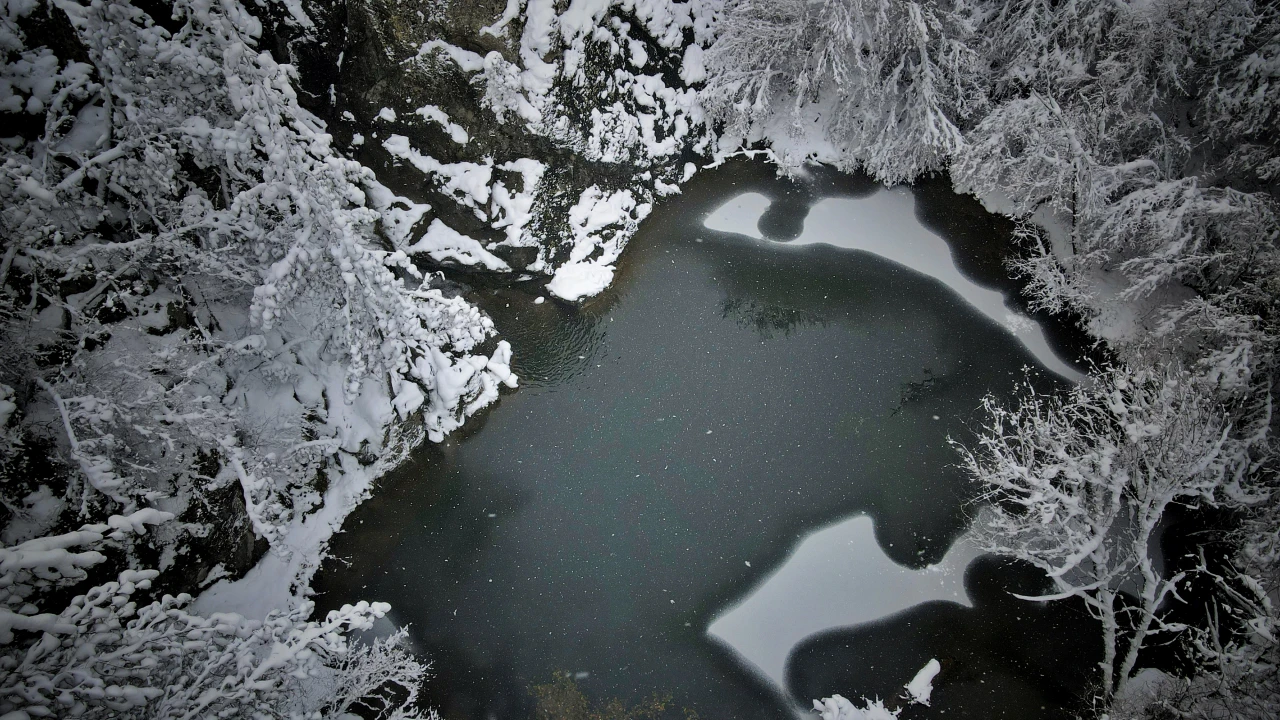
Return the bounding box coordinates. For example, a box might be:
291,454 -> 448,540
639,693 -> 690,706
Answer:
952,93 -> 1096,221
0,0 -> 514,539
1199,1 -> 1280,180
956,364 -> 1265,699
0,0 -> 515,715
703,0 -> 981,182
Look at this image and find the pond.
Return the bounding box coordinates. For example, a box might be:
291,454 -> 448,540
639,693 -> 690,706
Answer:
313,160 -> 1100,719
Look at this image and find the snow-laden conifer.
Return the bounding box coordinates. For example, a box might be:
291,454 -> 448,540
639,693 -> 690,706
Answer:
703,0 -> 981,183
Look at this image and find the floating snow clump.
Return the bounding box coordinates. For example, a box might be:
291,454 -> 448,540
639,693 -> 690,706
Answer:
812,695 -> 898,720
547,263 -> 615,302
905,658 -> 941,706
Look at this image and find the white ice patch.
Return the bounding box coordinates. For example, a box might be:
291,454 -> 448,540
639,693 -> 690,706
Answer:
707,514 -> 979,698
703,192 -> 772,239
703,190 -> 1083,381
376,107 -> 397,122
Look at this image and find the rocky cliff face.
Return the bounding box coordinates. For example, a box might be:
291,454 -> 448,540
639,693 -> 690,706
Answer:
279,0 -> 715,301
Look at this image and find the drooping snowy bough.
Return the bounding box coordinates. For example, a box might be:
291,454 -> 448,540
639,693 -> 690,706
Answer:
0,510 -> 430,718
702,0 -> 981,182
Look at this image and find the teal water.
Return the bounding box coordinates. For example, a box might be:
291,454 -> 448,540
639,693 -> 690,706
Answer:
313,161 -> 1097,719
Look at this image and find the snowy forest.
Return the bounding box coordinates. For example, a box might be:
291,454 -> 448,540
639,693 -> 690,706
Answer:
0,0 -> 1276,718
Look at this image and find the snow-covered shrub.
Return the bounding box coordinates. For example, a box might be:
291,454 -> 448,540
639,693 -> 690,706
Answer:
979,0 -> 1259,108
959,0 -> 1280,302
1200,1 -> 1280,179
960,97 -> 1279,323
0,512 -> 430,718
405,1 -> 718,169
956,364 -> 1268,699
1076,174 -> 1279,303
1004,221 -> 1098,318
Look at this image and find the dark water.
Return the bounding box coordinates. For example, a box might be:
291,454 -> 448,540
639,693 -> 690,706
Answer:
314,161 -> 1097,719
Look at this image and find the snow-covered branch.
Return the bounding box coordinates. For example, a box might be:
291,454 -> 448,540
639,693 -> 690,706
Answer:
957,364 -> 1265,698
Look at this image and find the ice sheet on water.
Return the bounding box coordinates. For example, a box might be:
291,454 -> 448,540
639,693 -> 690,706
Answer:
703,190 -> 1082,381
707,514 -> 978,693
